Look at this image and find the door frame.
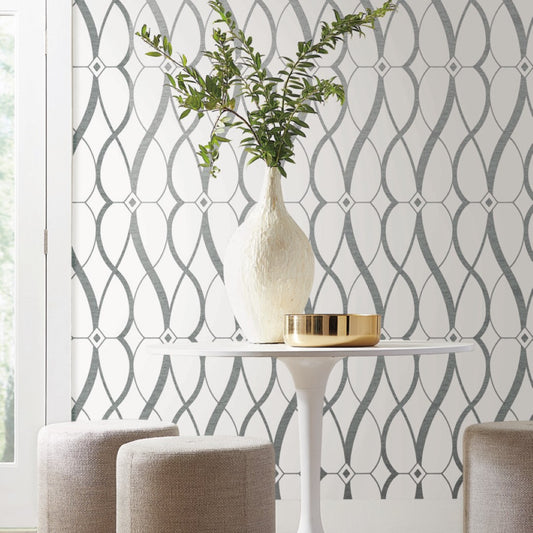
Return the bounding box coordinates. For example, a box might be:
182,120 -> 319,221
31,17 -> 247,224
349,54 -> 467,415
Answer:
45,0 -> 71,424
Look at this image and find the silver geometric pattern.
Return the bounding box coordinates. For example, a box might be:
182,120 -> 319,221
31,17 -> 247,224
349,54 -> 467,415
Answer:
72,0 -> 533,499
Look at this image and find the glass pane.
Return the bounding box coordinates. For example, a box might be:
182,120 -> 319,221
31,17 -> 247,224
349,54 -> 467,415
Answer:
0,15 -> 15,464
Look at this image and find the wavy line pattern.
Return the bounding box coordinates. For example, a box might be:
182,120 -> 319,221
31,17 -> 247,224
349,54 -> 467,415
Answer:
71,0 -> 533,499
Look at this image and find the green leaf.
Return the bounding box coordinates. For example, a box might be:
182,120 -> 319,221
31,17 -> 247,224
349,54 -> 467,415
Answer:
292,117 -> 309,128
166,73 -> 176,87
146,51 -> 162,57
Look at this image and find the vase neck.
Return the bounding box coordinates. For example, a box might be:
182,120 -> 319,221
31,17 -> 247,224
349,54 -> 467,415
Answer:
259,166 -> 286,213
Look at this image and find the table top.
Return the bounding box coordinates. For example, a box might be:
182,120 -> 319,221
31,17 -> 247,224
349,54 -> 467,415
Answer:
148,340 -> 474,358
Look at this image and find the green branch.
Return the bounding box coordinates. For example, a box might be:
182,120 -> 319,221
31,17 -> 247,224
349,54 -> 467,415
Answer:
137,0 -> 396,176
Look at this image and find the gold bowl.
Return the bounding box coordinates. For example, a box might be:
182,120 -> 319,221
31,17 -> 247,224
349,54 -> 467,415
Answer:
284,314 -> 381,347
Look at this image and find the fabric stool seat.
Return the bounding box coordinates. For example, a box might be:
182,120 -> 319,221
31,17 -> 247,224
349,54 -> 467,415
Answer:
463,421 -> 533,533
116,435 -> 275,533
38,419 -> 179,533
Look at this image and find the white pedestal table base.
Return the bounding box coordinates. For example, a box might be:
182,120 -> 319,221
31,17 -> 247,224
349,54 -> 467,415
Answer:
279,356 -> 344,533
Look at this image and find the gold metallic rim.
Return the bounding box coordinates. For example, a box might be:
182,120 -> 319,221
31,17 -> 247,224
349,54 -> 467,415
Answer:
284,314 -> 381,347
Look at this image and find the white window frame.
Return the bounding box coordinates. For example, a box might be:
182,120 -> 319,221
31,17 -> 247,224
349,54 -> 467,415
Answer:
0,0 -> 71,525
0,0 -> 47,527
0,0 -> 70,527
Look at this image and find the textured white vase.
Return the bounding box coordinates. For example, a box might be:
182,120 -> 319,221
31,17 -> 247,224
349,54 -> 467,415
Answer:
223,166 -> 314,343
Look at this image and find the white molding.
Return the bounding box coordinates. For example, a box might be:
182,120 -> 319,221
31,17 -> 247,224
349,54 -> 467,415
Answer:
45,0 -> 72,424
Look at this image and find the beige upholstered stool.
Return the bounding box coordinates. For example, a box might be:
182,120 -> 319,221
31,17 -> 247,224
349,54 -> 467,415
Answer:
463,421 -> 533,533
38,419 -> 179,533
116,435 -> 275,533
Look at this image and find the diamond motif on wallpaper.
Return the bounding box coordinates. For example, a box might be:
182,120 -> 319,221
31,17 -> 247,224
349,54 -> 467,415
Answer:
338,192 -> 355,213
338,463 -> 355,484
481,192 -> 496,213
88,56 -> 105,78
89,328 -> 105,348
518,328 -> 532,348
374,57 -> 391,77
125,192 -> 140,213
409,192 -> 426,213
517,57 -> 532,77
160,59 -> 175,75
231,328 -> 245,342
409,464 -> 427,483
445,57 -> 462,77
160,328 -> 177,344
195,192 -> 212,213
446,328 -> 462,343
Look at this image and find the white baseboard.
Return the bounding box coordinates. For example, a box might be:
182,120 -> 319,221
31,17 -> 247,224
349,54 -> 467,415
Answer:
0,502 -> 461,533
276,499 -> 463,533
0,530 -> 36,532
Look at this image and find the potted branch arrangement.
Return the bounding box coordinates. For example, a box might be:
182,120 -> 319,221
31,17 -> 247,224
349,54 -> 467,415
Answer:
138,0 -> 395,342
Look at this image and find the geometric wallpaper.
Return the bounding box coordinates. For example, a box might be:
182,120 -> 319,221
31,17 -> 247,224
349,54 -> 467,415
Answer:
72,0 -> 533,500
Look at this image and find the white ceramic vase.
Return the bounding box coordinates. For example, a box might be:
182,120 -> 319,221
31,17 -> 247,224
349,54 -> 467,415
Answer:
223,166 -> 314,343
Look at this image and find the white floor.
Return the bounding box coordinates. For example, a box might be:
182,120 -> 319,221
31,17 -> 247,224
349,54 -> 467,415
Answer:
276,499 -> 463,533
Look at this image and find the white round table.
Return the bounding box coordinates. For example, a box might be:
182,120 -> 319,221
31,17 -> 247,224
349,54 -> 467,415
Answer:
149,340 -> 474,533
